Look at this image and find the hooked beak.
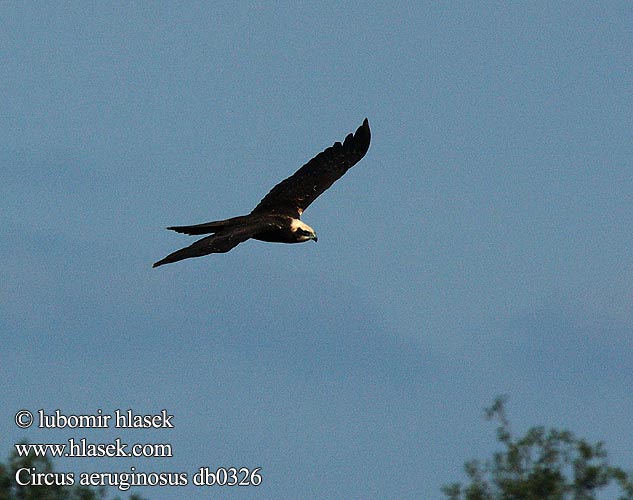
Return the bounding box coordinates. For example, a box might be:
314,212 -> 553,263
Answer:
311,233 -> 318,242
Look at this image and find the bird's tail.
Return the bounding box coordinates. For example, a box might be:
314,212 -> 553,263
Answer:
167,214 -> 251,235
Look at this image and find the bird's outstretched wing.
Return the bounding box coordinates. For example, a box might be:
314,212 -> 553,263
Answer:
152,219 -> 281,267
251,118 -> 371,217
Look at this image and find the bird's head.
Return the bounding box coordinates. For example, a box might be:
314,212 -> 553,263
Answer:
290,219 -> 318,243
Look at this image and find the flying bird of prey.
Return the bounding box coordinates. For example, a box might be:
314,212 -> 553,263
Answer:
153,118 -> 371,267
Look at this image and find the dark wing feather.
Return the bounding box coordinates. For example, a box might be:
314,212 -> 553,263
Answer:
153,218 -> 281,267
251,118 -> 370,217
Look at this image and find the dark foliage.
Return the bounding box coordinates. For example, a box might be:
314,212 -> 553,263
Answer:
0,444 -> 146,500
442,397 -> 633,500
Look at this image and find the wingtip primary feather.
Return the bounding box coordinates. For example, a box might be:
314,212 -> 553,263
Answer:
360,117 -> 370,135
344,117 -> 370,155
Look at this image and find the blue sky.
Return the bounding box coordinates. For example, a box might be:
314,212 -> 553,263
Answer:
2,2 -> 632,499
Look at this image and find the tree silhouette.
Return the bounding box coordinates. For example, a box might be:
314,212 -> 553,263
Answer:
0,443 -> 146,500
442,397 -> 633,500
